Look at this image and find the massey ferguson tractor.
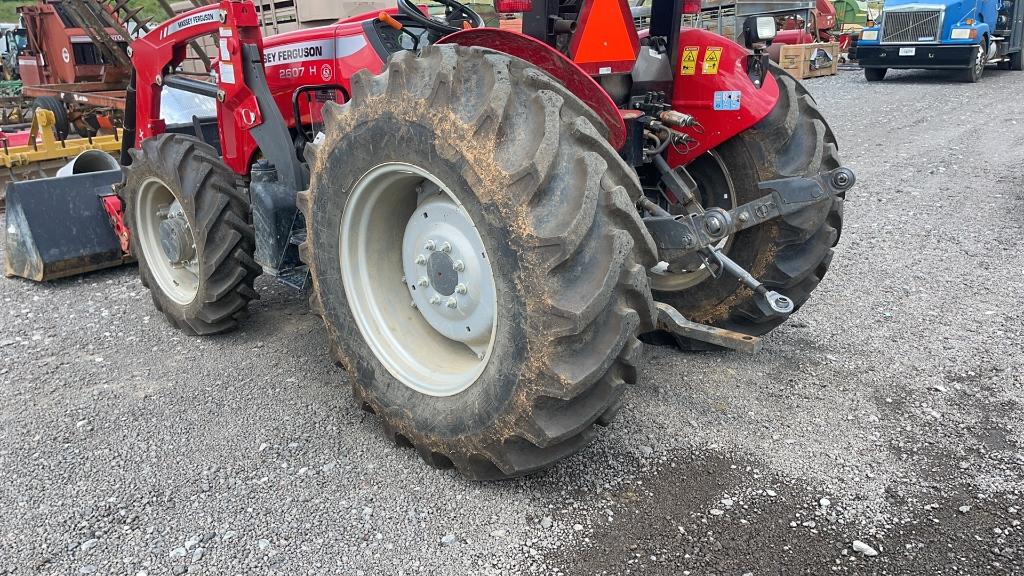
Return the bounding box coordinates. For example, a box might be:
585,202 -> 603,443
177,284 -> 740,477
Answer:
4,0 -> 853,478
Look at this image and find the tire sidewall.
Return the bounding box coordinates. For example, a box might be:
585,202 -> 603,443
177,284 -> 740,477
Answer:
309,116 -> 531,441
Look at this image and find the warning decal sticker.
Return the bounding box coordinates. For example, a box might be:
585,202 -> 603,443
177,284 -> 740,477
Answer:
702,47 -> 722,74
681,46 -> 699,75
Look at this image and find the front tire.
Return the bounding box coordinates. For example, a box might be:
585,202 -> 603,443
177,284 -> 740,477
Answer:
864,67 -> 887,81
962,44 -> 985,82
119,134 -> 260,335
650,68 -> 843,343
299,45 -> 657,479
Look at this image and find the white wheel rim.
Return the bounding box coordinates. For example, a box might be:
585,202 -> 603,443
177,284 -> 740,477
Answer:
339,163 -> 497,397
135,177 -> 199,305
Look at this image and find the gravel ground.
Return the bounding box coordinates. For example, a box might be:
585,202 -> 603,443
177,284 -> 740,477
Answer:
1,66 -> 1022,576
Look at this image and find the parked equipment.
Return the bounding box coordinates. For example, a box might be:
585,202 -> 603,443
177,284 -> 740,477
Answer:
7,0 -> 852,478
857,0 -> 1024,81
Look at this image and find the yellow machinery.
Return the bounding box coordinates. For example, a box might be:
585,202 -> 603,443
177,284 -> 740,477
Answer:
0,107 -> 122,204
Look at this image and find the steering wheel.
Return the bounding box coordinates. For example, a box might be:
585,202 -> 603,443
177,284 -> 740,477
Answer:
396,0 -> 485,34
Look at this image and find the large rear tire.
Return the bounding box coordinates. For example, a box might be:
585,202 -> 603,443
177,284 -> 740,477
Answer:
119,133 -> 260,335
299,45 -> 657,479
650,68 -> 843,343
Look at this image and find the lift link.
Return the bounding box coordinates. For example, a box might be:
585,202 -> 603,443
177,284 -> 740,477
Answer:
641,164 -> 855,344
641,165 -> 855,262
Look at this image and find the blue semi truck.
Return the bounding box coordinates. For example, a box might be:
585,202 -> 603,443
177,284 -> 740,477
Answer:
857,0 -> 1024,81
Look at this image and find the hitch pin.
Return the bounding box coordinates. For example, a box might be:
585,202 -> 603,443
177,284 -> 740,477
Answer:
705,248 -> 794,316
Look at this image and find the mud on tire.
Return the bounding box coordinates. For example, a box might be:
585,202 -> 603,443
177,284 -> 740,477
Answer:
651,67 -> 844,343
299,44 -> 658,479
119,133 -> 260,335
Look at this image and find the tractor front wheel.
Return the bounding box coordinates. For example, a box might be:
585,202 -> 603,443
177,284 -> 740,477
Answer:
650,68 -> 844,344
299,44 -> 657,479
120,133 -> 260,335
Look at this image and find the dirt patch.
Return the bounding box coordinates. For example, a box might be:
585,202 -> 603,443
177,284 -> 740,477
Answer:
554,449 -> 1023,576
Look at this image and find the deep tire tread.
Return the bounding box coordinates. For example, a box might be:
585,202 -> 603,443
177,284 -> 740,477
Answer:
118,133 -> 259,336
300,45 -> 656,479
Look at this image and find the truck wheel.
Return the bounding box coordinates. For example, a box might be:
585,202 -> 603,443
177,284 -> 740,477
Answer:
963,45 -> 985,82
33,96 -> 70,140
1010,50 -> 1023,71
864,67 -> 886,81
299,44 -> 657,479
120,133 -> 260,335
650,67 -> 843,345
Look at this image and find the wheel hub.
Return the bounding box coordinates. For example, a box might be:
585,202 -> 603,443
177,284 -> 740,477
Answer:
159,213 -> 195,265
426,251 -> 458,296
402,191 -> 494,357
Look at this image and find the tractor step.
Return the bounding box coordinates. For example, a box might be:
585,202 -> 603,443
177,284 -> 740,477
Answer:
654,302 -> 762,353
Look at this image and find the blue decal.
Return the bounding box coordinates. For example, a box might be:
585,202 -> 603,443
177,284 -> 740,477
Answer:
713,90 -> 742,111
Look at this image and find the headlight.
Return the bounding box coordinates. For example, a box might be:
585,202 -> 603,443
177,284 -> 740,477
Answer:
950,27 -> 975,39
743,15 -> 777,47
755,16 -> 776,40
861,30 -> 878,41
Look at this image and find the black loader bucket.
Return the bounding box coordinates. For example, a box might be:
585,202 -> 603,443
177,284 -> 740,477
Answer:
4,167 -> 130,281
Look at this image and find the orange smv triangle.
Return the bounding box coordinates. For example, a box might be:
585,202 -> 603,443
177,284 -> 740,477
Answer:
570,0 -> 639,70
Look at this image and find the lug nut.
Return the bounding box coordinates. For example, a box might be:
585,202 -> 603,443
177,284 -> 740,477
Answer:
417,277 -> 429,288
453,260 -> 465,272
429,295 -> 440,305
440,242 -> 452,253
414,254 -> 426,265
424,240 -> 435,251
445,297 -> 458,309
455,283 -> 468,295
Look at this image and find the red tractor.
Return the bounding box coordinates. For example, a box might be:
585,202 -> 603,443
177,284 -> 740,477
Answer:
104,0 -> 851,478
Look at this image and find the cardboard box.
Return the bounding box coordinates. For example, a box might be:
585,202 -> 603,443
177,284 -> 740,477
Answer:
777,42 -> 840,79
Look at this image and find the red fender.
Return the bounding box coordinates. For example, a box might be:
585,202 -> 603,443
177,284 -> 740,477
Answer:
667,28 -> 780,166
440,28 -> 627,150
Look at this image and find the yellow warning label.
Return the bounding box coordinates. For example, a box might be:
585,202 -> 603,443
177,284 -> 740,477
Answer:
681,46 -> 699,75
702,47 -> 723,74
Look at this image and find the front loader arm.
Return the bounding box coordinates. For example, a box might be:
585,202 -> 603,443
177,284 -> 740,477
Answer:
127,0 -> 302,190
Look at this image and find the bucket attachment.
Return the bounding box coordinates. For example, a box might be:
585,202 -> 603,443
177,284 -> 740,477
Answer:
4,168 -> 130,281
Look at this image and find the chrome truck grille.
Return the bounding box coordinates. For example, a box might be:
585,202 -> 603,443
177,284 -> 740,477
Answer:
881,9 -> 943,43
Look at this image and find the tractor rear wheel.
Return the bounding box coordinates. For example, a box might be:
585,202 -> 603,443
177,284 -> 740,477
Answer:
120,133 -> 260,335
299,44 -> 657,479
650,67 -> 843,345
